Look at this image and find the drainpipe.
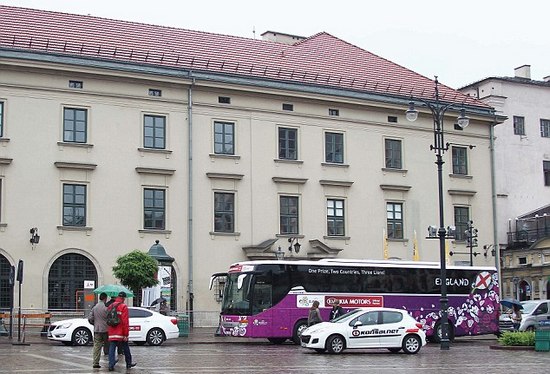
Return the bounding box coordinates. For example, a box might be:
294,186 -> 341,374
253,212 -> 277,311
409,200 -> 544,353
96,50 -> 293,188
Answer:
489,112 -> 501,298
187,73 -> 195,324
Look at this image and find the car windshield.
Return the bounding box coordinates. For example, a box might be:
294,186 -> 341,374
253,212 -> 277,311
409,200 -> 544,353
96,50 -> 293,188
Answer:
331,309 -> 362,323
521,301 -> 540,314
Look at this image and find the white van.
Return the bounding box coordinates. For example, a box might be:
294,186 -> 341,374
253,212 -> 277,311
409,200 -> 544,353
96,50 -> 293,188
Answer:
499,300 -> 550,332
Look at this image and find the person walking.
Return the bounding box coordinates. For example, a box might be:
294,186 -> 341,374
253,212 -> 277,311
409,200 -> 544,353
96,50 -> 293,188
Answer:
510,304 -> 523,331
107,292 -> 136,371
307,300 -> 322,326
88,292 -> 108,369
329,299 -> 345,320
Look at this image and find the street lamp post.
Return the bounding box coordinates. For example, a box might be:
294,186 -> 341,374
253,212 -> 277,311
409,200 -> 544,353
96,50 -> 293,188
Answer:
406,76 -> 470,350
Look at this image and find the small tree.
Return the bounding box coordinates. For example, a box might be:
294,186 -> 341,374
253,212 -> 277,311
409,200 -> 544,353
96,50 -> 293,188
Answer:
113,250 -> 158,306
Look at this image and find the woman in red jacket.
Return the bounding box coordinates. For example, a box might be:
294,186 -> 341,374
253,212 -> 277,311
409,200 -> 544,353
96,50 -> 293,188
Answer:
107,292 -> 136,371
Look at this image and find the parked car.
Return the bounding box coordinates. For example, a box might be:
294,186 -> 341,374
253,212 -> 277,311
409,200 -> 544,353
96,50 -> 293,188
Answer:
300,307 -> 426,354
499,300 -> 550,332
48,307 -> 179,346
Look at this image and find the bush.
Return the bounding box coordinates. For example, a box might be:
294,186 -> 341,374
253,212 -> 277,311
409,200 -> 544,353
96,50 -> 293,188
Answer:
498,331 -> 535,346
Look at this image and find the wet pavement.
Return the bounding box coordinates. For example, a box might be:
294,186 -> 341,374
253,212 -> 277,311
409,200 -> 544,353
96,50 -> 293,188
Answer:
1,329 -> 549,373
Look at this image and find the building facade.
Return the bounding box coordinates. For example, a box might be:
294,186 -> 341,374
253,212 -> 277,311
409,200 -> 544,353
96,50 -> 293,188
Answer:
460,66 -> 550,300
0,6 -> 498,324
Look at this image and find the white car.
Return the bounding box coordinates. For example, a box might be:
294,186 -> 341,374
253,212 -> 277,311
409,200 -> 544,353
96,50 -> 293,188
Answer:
47,307 -> 180,346
300,307 -> 426,354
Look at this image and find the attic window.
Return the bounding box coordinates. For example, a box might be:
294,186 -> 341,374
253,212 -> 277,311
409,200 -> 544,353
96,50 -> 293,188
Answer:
69,80 -> 83,89
388,116 -> 398,123
218,96 -> 231,104
148,89 -> 162,97
329,109 -> 339,116
282,103 -> 294,111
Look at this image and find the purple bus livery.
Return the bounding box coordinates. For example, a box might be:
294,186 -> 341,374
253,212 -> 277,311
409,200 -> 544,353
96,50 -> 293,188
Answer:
210,259 -> 500,344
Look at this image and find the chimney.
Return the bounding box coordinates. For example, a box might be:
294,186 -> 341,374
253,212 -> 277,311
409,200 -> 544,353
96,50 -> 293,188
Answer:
261,31 -> 306,45
514,65 -> 531,79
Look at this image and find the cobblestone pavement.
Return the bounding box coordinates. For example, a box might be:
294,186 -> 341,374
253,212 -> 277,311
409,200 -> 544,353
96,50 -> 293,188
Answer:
1,330 -> 549,373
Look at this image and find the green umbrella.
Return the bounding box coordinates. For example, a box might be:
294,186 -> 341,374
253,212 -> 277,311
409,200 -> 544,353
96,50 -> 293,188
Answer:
93,284 -> 134,298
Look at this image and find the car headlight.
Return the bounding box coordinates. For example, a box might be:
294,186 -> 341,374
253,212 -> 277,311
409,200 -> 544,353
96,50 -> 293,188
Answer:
60,322 -> 73,329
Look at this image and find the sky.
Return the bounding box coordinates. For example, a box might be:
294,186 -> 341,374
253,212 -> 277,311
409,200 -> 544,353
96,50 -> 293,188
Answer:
1,0 -> 548,89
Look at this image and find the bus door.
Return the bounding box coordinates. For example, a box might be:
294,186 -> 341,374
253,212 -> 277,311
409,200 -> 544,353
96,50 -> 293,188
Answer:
250,273 -> 278,334
347,310 -> 380,348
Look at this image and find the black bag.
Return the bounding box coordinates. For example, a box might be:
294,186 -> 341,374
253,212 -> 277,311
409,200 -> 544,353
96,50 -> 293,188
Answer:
106,303 -> 121,327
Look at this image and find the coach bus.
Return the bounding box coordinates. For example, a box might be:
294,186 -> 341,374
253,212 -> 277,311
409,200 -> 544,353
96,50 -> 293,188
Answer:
210,259 -> 499,344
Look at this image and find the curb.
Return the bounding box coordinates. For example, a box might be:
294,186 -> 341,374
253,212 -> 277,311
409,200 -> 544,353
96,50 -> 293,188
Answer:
489,344 -> 535,351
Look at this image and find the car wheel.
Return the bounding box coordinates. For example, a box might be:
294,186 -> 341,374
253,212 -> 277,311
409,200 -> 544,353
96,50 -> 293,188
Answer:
388,347 -> 401,353
326,335 -> 346,354
134,341 -> 146,346
267,338 -> 287,344
146,328 -> 166,346
72,327 -> 92,346
292,319 -> 308,345
402,334 -> 422,354
526,326 -> 535,332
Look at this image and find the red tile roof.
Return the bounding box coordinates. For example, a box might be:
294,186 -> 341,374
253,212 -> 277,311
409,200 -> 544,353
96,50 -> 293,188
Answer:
0,5 -> 486,107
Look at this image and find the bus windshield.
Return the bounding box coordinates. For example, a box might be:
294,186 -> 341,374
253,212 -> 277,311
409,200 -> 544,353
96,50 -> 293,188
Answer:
222,273 -> 253,315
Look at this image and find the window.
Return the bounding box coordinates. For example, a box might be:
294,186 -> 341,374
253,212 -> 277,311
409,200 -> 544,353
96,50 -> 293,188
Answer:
544,161 -> 550,186
280,196 -> 299,234
387,116 -> 398,123
513,116 -> 525,135
144,188 -> 165,230
452,146 -> 468,175
518,257 -> 527,265
69,80 -> 83,89
218,96 -> 231,104
144,114 -> 166,149
329,109 -> 339,116
0,101 -> 3,137
325,132 -> 344,163
386,202 -> 403,239
214,121 -> 235,155
385,139 -> 402,169
278,127 -> 298,160
63,107 -> 87,143
148,89 -> 162,97
214,192 -> 234,233
63,184 -> 86,226
454,206 -> 469,241
541,119 -> 550,138
327,199 -> 345,236
282,103 -> 294,111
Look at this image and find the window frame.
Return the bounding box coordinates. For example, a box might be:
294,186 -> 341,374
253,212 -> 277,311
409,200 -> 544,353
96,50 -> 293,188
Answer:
454,206 -> 470,241
386,202 -> 403,239
62,183 -> 87,227
541,119 -> 550,138
279,195 -> 299,235
452,146 -> 468,175
327,198 -> 345,236
214,191 -> 235,233
0,101 -> 4,137
325,131 -> 344,164
63,107 -> 88,143
143,114 -> 166,150
143,188 -> 166,230
513,116 -> 525,136
544,161 -> 550,186
278,127 -> 298,160
384,138 -> 402,169
213,121 -> 235,155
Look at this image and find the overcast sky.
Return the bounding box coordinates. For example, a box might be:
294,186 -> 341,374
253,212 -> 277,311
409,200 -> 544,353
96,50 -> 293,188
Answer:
1,0 -> 548,88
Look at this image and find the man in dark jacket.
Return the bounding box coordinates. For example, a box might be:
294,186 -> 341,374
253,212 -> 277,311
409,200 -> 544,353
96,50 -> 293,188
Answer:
107,292 -> 136,371
329,299 -> 345,320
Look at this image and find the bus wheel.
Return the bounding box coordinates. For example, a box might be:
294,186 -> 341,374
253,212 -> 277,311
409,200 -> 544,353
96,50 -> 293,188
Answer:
430,322 -> 455,343
267,338 -> 287,344
292,319 -> 309,345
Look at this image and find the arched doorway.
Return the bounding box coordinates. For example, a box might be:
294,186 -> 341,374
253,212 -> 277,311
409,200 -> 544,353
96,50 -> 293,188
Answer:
48,253 -> 97,310
0,255 -> 12,310
518,280 -> 530,301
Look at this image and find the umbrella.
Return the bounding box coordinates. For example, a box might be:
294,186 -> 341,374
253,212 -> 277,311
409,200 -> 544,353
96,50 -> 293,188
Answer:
93,284 -> 134,298
150,297 -> 167,306
501,298 -> 523,310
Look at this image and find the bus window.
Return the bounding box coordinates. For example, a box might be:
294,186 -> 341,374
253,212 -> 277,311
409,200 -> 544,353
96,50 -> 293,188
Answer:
221,273 -> 253,315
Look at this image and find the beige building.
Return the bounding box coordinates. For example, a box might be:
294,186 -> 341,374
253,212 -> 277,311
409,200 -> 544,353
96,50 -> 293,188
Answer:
0,6 -> 499,324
